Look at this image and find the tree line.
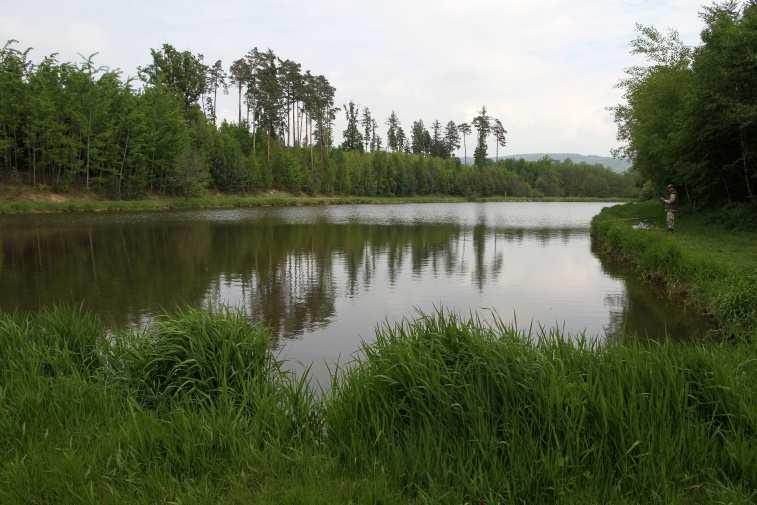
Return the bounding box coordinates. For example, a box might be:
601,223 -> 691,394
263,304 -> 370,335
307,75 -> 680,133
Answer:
613,1 -> 757,206
339,104 -> 508,166
0,39 -> 635,198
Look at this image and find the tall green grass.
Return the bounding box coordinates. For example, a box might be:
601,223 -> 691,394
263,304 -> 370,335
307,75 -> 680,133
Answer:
0,307 -> 754,503
327,312 -> 756,503
0,307 -> 344,504
592,201 -> 757,341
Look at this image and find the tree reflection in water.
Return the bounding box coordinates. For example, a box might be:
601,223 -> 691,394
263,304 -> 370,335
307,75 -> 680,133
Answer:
1,208 -> 711,356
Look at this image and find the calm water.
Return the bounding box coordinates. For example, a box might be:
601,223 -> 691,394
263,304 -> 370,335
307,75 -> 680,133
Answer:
0,202 -> 710,384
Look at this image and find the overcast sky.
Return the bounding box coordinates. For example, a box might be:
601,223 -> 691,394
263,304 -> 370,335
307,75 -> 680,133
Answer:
2,0 -> 707,156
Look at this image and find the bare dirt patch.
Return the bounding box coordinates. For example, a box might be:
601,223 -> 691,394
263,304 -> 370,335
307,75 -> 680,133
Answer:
0,185 -> 99,204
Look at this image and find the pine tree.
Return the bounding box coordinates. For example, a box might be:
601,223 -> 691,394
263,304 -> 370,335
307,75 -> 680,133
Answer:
361,107 -> 373,152
431,120 -> 443,157
472,106 -> 491,167
492,118 -> 508,161
386,111 -> 401,152
229,58 -> 251,125
370,118 -> 382,151
411,119 -> 428,154
341,101 -> 363,151
279,59 -> 302,147
397,126 -> 407,153
457,123 -> 471,163
252,49 -> 284,160
206,60 -> 227,126
443,121 -> 460,158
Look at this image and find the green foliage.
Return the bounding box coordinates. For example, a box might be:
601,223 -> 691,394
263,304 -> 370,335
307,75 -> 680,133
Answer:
208,122 -> 252,192
138,43 -> 208,111
614,3 -> 757,205
271,147 -> 304,193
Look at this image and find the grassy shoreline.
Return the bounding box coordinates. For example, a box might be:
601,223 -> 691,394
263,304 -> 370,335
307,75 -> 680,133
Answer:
1,307 -> 755,504
591,201 -> 757,341
0,189 -> 628,215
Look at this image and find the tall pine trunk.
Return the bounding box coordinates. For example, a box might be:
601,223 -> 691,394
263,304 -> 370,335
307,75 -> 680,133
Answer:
251,101 -> 256,152
118,130 -> 130,198
309,116 -> 314,170
298,106 -> 304,146
237,84 -> 242,124
213,87 -> 218,126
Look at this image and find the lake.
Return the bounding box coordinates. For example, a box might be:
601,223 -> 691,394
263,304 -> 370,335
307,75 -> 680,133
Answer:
0,202 -> 710,385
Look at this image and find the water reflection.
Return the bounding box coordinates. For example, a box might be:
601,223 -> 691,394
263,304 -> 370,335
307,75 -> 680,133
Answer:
594,241 -> 714,341
0,203 -> 711,383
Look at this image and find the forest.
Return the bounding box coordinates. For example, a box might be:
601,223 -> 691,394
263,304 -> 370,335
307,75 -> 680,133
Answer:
0,41 -> 636,199
613,1 -> 757,206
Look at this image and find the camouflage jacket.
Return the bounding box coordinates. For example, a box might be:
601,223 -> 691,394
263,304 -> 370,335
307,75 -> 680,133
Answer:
663,191 -> 678,211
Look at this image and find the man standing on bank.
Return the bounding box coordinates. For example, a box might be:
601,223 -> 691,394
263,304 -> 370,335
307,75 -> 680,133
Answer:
660,183 -> 678,232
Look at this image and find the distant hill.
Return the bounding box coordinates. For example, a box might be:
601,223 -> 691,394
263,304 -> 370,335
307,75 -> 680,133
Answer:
459,153 -> 631,173
504,153 -> 631,173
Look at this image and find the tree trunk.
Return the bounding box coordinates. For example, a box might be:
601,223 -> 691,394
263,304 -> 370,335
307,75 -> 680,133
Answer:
86,110 -> 93,190
309,117 -> 314,170
238,84 -> 242,124
32,147 -> 36,186
740,129 -> 754,201
213,86 -> 218,126
684,182 -> 694,210
118,130 -> 130,198
252,102 -> 256,153
722,175 -> 733,204
299,107 -> 304,146
12,130 -> 18,172
86,136 -> 91,190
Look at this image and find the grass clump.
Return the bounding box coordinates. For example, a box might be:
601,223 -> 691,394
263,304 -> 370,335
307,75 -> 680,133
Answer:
115,307 -> 277,408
